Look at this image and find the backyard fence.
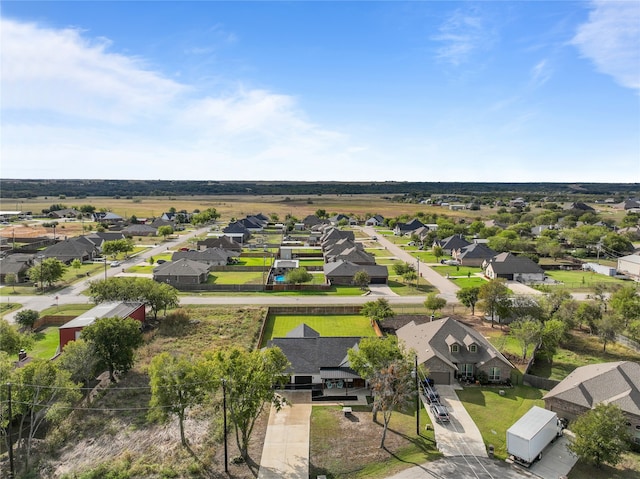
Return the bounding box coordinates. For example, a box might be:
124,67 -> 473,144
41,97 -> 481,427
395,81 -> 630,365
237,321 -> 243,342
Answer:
523,374 -> 560,391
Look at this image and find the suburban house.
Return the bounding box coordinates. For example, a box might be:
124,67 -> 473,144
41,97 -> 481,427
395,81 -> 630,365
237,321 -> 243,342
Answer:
323,238 -> 363,256
543,361 -> 640,445
618,254 -> 640,278
48,208 -> 81,219
153,258 -> 210,285
93,212 -> 124,224
121,224 -> 158,237
364,215 -> 384,227
482,252 -> 545,282
59,301 -> 145,350
434,234 -> 471,255
567,202 -> 595,213
222,222 -> 251,243
197,235 -> 242,252
396,317 -> 515,385
452,243 -> 497,267
620,198 -> 640,212
328,214 -> 350,226
41,237 -> 99,263
393,218 -> 425,236
323,260 -> 388,285
0,253 -> 33,283
320,228 -> 355,247
238,217 -> 264,232
266,324 -> 364,393
172,247 -> 238,266
85,232 -> 126,251
618,226 -> 640,240
326,247 -> 376,265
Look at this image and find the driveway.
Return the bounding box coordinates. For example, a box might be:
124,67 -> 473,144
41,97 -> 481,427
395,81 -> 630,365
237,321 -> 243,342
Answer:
426,385 -> 488,458
258,391 -> 311,479
385,456 -> 535,479
529,431 -> 577,479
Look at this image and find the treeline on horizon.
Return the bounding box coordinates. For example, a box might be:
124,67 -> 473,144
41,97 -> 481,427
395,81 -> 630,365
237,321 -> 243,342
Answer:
1,179 -> 638,199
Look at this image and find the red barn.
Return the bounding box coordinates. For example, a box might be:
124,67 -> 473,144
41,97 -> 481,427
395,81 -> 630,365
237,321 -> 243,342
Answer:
59,302 -> 145,350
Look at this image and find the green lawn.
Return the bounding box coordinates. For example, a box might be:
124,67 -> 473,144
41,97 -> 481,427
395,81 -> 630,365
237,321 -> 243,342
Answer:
387,278 -> 434,295
485,330 -> 536,370
410,251 -> 439,263
536,270 -> 634,292
208,271 -> 264,284
234,256 -> 275,266
39,303 -> 94,317
432,265 -> 482,277
262,314 -> 377,344
297,259 -> 326,267
29,327 -> 60,359
528,330 -> 640,380
450,277 -> 487,288
457,385 -> 545,460
128,265 -> 154,273
375,257 -> 403,266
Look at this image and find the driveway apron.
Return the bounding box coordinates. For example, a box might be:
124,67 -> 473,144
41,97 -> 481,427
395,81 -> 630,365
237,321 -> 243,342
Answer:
258,391 -> 311,479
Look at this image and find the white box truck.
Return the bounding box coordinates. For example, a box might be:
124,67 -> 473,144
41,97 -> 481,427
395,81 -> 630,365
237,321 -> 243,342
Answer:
506,406 -> 562,467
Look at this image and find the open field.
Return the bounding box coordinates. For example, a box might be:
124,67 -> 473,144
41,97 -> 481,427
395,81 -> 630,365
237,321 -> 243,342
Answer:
457,385 -> 545,460
29,326 -> 60,359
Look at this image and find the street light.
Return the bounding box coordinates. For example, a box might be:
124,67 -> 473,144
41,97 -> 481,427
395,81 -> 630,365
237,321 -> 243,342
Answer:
416,259 -> 420,290
412,355 -> 420,436
104,257 -> 107,281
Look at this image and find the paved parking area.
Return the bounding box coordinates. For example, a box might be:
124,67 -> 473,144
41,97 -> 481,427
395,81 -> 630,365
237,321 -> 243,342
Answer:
386,456 -> 537,479
529,431 -> 578,479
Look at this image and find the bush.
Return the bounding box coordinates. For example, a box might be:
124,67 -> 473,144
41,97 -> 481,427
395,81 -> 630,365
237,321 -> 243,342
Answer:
159,309 -> 191,336
477,370 -> 489,385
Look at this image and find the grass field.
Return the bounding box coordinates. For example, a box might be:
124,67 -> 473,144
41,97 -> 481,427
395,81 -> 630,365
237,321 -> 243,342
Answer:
208,271 -> 264,284
39,303 -> 95,317
485,329 -> 536,369
450,277 -> 488,288
261,314 -> 377,344
29,327 -> 60,359
432,265 -> 482,277
528,330 -> 640,380
536,270 -> 634,292
457,385 -> 545,460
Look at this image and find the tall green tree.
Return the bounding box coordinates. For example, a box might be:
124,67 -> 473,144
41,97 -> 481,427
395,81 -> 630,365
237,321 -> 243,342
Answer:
158,225 -> 174,239
347,336 -> 404,383
12,360 -> 81,470
608,285 -> 640,326
478,279 -> 510,327
360,298 -> 395,325
0,319 -> 31,356
575,301 -> 602,334
56,338 -> 99,385
432,245 -> 444,263
81,316 -> 144,382
102,238 -> 134,258
538,319 -> 567,362
456,286 -> 480,315
353,270 -> 371,290
15,309 -> 39,331
424,293 -> 446,317
596,314 -> 624,353
5,272 -> 17,292
148,353 -> 206,447
568,403 -> 630,468
284,267 -> 313,284
206,347 -> 289,460
509,318 -> 543,361
28,257 -> 67,290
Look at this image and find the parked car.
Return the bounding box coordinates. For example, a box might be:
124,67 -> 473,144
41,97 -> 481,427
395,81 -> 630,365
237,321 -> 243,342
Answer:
430,404 -> 450,423
110,261 -> 121,268
156,259 -> 167,264
425,390 -> 440,404
371,236 -> 377,240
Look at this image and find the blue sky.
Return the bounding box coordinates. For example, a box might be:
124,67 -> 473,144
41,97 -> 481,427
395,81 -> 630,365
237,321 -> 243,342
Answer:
1,1 -> 639,182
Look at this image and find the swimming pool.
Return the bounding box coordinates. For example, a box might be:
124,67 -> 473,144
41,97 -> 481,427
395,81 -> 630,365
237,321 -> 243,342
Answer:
274,275 -> 286,283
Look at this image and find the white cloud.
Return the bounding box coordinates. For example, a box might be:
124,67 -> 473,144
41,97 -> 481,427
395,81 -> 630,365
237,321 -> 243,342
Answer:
530,59 -> 552,88
0,17 -> 366,180
432,7 -> 495,66
571,0 -> 640,91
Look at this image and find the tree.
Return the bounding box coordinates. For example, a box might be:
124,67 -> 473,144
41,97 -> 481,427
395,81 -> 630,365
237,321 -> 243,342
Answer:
456,286 -> 480,315
315,209 -> 327,219
575,301 -> 602,334
552,298 -> 580,330
102,238 -> 134,258
360,298 -> 395,324
403,269 -> 418,285
602,232 -> 634,256
348,336 -> 404,383
479,279 -> 510,327
596,314 -> 624,352
353,270 -> 370,290
392,262 -> 414,276
88,277 -> 179,320
5,272 -> 17,292
148,353 -> 206,447
158,225 -> 174,239
28,257 -> 67,290
568,403 -> 630,468
432,245 -> 444,263
538,319 -> 567,361
56,338 -> 99,385
81,316 -> 144,382
0,319 -> 32,355
627,319 -> 640,342
206,347 -> 289,460
284,267 -> 313,284
424,293 -> 446,317
608,285 -> 640,326
541,289 -> 572,320
15,309 -> 39,331
370,359 -> 415,448
12,359 -> 81,470
509,318 -> 543,361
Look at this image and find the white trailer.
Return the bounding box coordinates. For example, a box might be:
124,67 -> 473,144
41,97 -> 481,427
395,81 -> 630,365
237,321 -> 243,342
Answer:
507,406 -> 561,467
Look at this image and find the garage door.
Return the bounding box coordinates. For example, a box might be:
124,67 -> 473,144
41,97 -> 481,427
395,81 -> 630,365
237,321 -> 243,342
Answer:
429,371 -> 451,385
294,376 -> 312,385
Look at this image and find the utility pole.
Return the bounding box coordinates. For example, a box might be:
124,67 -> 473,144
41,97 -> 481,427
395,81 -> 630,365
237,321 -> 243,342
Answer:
7,382 -> 15,478
222,379 -> 228,473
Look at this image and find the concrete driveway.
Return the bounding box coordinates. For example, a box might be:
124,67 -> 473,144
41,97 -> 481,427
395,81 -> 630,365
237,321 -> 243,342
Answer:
528,431 -> 577,479
386,456 -> 535,479
426,385 -> 488,458
258,391 -> 311,479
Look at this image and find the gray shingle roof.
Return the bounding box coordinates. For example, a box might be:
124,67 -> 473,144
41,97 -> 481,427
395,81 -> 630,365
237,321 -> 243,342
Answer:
153,258 -> 210,276
457,243 -> 497,260
485,252 -> 544,275
323,260 -> 388,278
543,361 -> 640,416
396,317 -> 514,370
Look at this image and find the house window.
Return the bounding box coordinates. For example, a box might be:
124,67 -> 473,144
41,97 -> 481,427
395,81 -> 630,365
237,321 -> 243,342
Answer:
469,344 -> 477,353
460,364 -> 473,378
451,344 -> 459,353
489,367 -> 501,381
